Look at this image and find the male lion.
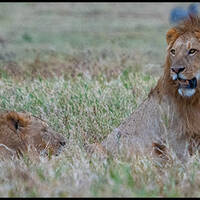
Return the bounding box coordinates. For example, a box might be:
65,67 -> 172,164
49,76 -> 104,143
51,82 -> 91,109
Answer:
101,16 -> 200,161
0,111 -> 66,159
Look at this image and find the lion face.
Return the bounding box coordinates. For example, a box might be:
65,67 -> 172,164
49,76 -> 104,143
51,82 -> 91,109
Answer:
167,30 -> 200,97
0,111 -> 66,159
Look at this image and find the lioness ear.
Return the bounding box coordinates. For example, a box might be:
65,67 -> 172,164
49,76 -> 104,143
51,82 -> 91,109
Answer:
166,28 -> 179,45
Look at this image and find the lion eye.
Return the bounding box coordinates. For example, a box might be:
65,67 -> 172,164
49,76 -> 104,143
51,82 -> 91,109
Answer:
170,49 -> 175,55
188,48 -> 197,55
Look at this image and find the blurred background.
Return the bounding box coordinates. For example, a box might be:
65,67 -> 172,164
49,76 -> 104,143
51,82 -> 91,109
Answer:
0,3 -> 197,80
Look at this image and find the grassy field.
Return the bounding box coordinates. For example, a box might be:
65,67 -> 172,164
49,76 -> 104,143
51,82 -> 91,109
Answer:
0,2 -> 199,197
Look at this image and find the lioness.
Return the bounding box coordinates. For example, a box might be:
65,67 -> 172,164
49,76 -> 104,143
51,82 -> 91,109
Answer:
0,111 -> 66,159
101,16 -> 200,161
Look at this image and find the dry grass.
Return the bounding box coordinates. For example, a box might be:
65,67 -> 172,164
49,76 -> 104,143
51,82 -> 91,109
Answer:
0,2 -> 198,197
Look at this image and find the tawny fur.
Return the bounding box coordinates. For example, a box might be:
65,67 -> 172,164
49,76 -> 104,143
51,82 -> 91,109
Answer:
101,16 -> 200,161
0,111 -> 66,159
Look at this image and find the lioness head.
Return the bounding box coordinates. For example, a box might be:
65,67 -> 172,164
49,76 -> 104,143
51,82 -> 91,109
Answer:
166,16 -> 200,97
0,111 -> 66,159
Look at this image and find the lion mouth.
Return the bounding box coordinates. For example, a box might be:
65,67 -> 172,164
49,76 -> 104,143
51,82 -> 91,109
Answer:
178,77 -> 197,89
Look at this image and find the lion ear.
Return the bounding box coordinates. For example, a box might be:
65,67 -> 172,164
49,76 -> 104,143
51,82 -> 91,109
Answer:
6,112 -> 30,131
166,28 -> 179,45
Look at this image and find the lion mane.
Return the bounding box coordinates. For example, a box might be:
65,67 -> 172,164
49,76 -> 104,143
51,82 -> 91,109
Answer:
101,16 -> 200,161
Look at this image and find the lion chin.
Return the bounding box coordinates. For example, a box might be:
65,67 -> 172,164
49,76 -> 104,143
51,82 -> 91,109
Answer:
178,88 -> 196,97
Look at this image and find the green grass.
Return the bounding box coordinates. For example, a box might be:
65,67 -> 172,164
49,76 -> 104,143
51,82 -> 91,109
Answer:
0,69 -> 156,143
0,2 -> 198,197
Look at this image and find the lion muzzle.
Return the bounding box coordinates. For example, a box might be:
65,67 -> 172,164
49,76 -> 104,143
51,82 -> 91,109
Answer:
178,77 -> 197,89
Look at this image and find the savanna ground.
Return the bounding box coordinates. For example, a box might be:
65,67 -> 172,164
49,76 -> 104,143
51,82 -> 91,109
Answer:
0,2 -> 199,197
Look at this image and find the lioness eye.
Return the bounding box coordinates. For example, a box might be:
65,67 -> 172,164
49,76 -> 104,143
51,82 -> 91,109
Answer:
170,49 -> 175,55
188,48 -> 197,55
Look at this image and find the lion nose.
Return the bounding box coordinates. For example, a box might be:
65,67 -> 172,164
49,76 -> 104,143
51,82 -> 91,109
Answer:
171,66 -> 185,74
